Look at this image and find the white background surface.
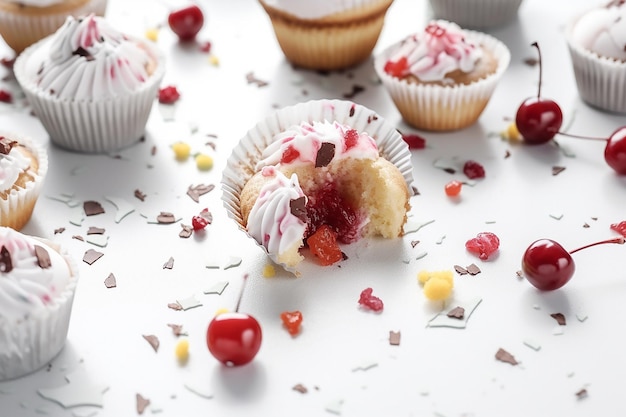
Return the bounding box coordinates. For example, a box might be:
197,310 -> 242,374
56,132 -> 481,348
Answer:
1,0 -> 626,416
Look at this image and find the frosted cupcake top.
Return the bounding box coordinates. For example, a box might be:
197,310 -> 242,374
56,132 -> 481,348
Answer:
5,0 -> 64,6
0,137 -> 32,193
384,20 -> 483,82
261,0 -> 382,19
255,120 -> 379,170
0,227 -> 73,321
570,0 -> 626,61
247,167 -> 307,262
24,14 -> 158,100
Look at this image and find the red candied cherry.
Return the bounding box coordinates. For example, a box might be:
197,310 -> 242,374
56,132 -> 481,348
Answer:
0,89 -> 12,103
384,56 -> 409,78
444,180 -> 462,197
401,132 -> 427,150
466,232 -> 500,260
307,224 -> 343,266
280,311 -> 303,336
206,276 -> 262,366
611,221 -> 626,237
522,236 -> 625,291
463,160 -> 485,179
556,126 -> 626,175
168,5 -> 204,42
191,208 -> 211,231
158,85 -> 180,104
515,42 -> 563,145
358,287 -> 384,312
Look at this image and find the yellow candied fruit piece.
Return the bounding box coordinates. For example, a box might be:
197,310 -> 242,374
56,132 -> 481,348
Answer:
263,264 -> 276,278
418,270 -> 454,286
215,307 -> 229,315
504,122 -> 521,142
423,277 -> 453,301
145,27 -> 159,42
195,153 -> 214,171
209,55 -> 219,66
175,339 -> 189,364
172,142 -> 191,161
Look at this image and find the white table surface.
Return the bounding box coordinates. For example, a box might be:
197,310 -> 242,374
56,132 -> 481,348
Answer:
1,0 -> 626,416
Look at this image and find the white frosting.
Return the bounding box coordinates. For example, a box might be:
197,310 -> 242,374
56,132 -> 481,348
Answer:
255,120 -> 379,170
0,143 -> 31,193
6,0 -> 64,7
386,20 -> 483,82
570,1 -> 626,61
25,14 -> 156,100
262,0 -> 381,19
247,168 -> 307,260
0,228 -> 72,322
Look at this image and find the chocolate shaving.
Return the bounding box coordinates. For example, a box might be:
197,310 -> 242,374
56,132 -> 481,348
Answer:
168,302 -> 183,311
134,189 -> 146,201
83,201 -> 105,216
315,142 -> 335,167
179,224 -> 193,238
104,273 -> 117,288
72,235 -> 85,242
466,263 -> 481,275
454,265 -> 468,275
292,384 -> 308,394
576,388 -> 588,399
290,196 -> 307,222
83,249 -> 104,265
163,256 -> 174,269
550,313 -> 566,326
87,226 -> 105,235
0,246 -> 12,273
136,393 -> 150,415
167,323 -> 185,336
187,183 -> 215,203
447,306 -> 465,319
156,212 -> 176,224
245,71 -> 268,87
495,348 -> 518,365
142,334 -> 159,352
54,227 -> 65,234
73,46 -> 94,61
552,166 -> 566,176
410,240 -> 420,248
349,105 -> 355,117
0,137 -> 17,155
34,245 -> 51,269
389,330 -> 401,346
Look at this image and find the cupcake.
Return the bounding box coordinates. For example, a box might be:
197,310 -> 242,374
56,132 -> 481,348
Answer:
14,14 -> 165,153
0,133 -> 48,231
222,99 -> 414,275
427,0 -> 524,29
0,0 -> 108,55
566,1 -> 626,114
374,20 -> 510,131
0,227 -> 78,381
258,0 -> 394,71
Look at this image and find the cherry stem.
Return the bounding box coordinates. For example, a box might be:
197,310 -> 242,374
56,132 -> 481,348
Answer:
557,131 -> 607,142
531,42 -> 542,100
569,237 -> 625,255
234,273 -> 249,313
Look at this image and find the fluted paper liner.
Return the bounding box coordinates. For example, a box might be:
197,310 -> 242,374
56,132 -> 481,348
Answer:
14,35 -> 165,153
375,29 -> 511,131
221,99 -> 414,272
0,241 -> 79,381
428,0 -> 524,29
0,133 -> 48,231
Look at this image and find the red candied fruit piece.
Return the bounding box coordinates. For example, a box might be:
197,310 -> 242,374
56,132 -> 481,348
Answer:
191,208 -> 211,231
158,85 -> 180,104
281,145 -> 300,164
610,221 -> 626,238
444,180 -> 462,197
401,133 -> 426,149
280,310 -> 303,336
463,160 -> 485,179
344,129 -> 359,150
0,90 -> 12,103
358,287 -> 383,312
383,56 -> 408,78
307,224 -> 343,266
465,232 -> 500,260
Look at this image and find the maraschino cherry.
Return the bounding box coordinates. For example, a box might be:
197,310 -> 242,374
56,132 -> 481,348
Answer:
555,126 -> 626,175
168,4 -> 204,42
206,275 -> 262,366
515,42 -> 563,145
522,236 -> 625,291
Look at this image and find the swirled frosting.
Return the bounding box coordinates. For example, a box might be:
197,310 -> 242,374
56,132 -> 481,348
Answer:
570,0 -> 626,61
255,120 -> 379,170
385,20 -> 483,82
5,0 -> 64,6
261,0 -> 382,19
25,14 -> 157,100
0,227 -> 72,322
0,139 -> 31,193
247,167 -> 307,261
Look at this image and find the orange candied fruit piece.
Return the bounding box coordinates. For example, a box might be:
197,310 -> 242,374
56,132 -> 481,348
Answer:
280,310 -> 303,336
307,225 -> 343,266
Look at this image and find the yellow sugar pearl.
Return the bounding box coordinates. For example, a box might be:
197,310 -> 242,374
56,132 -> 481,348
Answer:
423,276 -> 453,301
506,122 -> 521,142
172,142 -> 191,161
145,28 -> 159,42
209,55 -> 220,66
418,270 -> 454,286
175,339 -> 189,364
215,307 -> 229,315
195,153 -> 214,171
263,264 -> 276,278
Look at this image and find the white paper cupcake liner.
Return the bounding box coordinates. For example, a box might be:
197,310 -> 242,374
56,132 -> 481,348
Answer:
374,29 -> 511,131
428,0 -> 524,29
0,0 -> 108,53
14,36 -> 165,153
0,133 -> 48,231
221,99 -> 414,258
565,17 -> 626,115
0,243 -> 79,381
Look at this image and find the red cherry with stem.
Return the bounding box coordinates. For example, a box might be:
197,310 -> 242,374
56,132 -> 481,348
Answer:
515,42 -> 563,145
206,275 -> 262,366
168,5 -> 204,42
522,236 -> 625,291
556,126 -> 626,175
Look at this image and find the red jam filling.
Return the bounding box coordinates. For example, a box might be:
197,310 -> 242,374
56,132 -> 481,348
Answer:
305,182 -> 363,244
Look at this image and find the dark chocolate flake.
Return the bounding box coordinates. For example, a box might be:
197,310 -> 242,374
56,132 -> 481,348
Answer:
187,183 -> 215,203
389,330 -> 401,346
73,46 -> 94,61
466,263 -> 481,275
104,273 -> 117,288
167,323 -> 185,336
0,245 -> 12,273
447,306 -> 465,319
142,334 -> 159,352
156,212 -> 176,224
163,256 -> 174,269
34,245 -> 51,269
83,249 -> 104,265
293,384 -> 308,394
0,137 -> 17,155
290,196 -> 307,222
454,265 -> 468,275
179,224 -> 193,238
87,226 -> 105,235
136,393 -> 150,415
134,189 -> 146,201
576,388 -> 588,400
83,200 -> 105,216
552,166 -> 566,176
54,227 -> 65,234
315,142 -> 335,167
550,313 -> 566,326
168,302 -> 183,311
495,348 -> 518,365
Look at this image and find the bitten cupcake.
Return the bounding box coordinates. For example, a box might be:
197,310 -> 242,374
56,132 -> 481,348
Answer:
14,14 -> 165,153
566,0 -> 626,114
427,0 -> 524,29
0,227 -> 78,381
258,0 -> 394,70
374,20 -> 510,131
0,0 -> 108,55
0,133 -> 48,231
